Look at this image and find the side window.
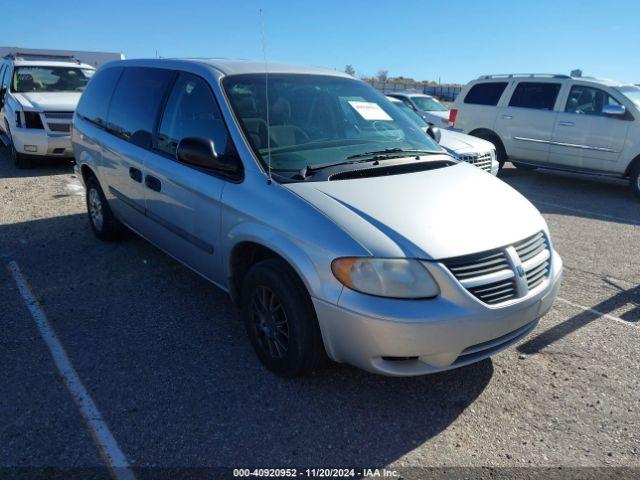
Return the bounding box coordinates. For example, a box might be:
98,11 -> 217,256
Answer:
400,98 -> 415,110
157,73 -> 236,164
76,67 -> 123,127
464,82 -> 508,106
565,85 -> 621,116
107,67 -> 175,148
508,82 -> 561,110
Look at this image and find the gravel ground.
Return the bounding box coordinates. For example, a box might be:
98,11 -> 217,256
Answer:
1,149 -> 638,479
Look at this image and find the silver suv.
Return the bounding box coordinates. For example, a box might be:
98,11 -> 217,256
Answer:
72,59 -> 562,377
451,73 -> 640,199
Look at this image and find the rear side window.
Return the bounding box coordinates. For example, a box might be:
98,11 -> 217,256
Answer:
157,73 -> 236,162
76,67 -> 123,127
509,82 -> 560,110
464,82 -> 508,106
106,67 -> 175,148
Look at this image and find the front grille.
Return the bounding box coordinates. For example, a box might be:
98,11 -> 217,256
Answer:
44,111 -> 73,119
48,123 -> 71,133
442,231 -> 551,305
456,151 -> 492,172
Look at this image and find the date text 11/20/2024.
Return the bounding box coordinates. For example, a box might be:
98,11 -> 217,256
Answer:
233,468 -> 400,478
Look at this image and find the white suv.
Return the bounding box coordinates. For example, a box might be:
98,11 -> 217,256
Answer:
0,53 -> 95,168
450,74 -> 640,199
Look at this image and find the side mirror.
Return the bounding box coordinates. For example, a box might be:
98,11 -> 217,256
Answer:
176,137 -> 237,173
602,104 -> 626,117
427,125 -> 442,143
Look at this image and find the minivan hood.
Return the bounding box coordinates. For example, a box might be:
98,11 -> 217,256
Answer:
285,162 -> 546,260
13,92 -> 81,111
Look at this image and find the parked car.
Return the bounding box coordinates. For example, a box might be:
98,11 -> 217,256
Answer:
72,59 -> 562,377
451,73 -> 640,198
387,96 -> 498,175
386,92 -> 450,126
0,52 -> 95,168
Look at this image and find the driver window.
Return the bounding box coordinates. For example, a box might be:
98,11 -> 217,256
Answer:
157,72 -> 234,160
565,85 -> 621,116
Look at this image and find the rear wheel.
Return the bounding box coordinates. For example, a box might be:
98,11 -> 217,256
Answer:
85,174 -> 125,241
241,258 -> 326,377
473,132 -> 506,173
631,161 -> 640,201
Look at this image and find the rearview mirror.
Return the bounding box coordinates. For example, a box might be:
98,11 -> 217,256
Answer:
427,126 -> 442,143
176,137 -> 237,174
602,104 -> 626,117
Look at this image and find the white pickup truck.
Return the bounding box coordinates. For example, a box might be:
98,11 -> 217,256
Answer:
0,53 -> 95,168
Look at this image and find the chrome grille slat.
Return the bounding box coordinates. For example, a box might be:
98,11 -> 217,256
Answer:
48,123 -> 71,133
456,152 -> 493,172
442,230 -> 551,305
44,111 -> 74,119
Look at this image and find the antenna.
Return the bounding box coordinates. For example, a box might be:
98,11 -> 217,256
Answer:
260,8 -> 273,184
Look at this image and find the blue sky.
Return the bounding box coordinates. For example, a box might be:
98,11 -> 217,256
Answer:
4,0 -> 640,84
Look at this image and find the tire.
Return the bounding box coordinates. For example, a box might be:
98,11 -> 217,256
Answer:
241,258 -> 327,377
512,162 -> 538,171
631,161 -> 640,201
474,132 -> 506,173
85,174 -> 125,241
5,124 -> 31,169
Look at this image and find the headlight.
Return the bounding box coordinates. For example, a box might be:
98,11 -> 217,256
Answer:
331,257 -> 439,299
24,111 -> 44,130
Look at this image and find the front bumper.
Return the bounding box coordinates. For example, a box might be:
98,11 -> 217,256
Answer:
313,250 -> 562,376
11,127 -> 73,158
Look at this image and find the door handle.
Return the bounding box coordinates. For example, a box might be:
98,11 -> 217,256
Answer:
559,121 -> 575,127
129,167 -> 143,183
144,175 -> 162,192
502,114 -> 513,120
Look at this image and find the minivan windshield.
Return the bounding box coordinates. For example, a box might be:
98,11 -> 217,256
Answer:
617,86 -> 640,108
223,74 -> 441,175
411,96 -> 448,112
12,66 -> 95,93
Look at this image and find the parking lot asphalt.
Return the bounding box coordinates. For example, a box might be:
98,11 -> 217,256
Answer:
1,148 -> 639,478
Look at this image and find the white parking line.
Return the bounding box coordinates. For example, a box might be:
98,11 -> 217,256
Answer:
8,261 -> 136,480
533,199 -> 640,226
556,296 -> 638,328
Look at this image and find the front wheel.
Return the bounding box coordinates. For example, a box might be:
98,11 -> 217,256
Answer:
6,125 -> 31,169
241,258 -> 327,377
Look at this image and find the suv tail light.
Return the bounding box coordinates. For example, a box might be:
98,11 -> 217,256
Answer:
24,111 -> 44,130
448,109 -> 458,128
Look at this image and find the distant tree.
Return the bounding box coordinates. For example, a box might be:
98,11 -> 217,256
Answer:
377,69 -> 389,83
344,64 -> 356,76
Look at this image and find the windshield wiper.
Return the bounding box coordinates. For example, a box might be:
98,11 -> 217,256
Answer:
346,148 -> 440,160
295,149 -> 442,180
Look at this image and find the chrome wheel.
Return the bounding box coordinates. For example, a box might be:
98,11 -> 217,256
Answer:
249,285 -> 289,360
88,188 -> 104,231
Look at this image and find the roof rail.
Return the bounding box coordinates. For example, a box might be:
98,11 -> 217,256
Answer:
3,52 -> 82,64
478,73 -> 570,80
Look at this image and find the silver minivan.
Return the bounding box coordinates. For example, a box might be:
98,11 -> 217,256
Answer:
72,59 -> 562,377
